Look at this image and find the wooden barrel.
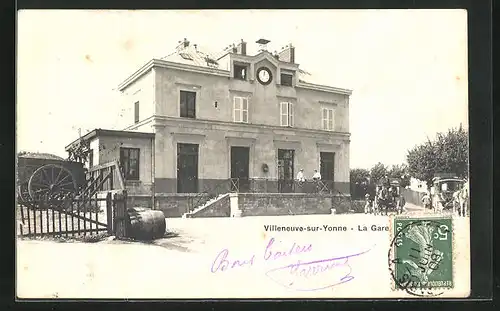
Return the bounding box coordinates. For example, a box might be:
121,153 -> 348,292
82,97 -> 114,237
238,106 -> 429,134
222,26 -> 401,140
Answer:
126,207 -> 166,240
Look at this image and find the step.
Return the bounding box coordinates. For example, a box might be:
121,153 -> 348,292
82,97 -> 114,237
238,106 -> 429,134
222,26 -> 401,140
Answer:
183,193 -> 228,218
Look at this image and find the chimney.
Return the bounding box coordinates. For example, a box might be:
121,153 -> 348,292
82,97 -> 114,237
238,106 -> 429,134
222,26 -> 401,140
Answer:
278,43 -> 296,63
232,44 -> 237,53
256,38 -> 270,52
289,43 -> 295,63
240,39 -> 247,55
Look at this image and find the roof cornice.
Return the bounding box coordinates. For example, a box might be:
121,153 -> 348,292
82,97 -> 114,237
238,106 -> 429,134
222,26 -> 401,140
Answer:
65,128 -> 155,150
296,81 -> 353,96
117,59 -> 231,92
117,60 -> 155,92
153,115 -> 351,140
116,55 -> 352,96
153,59 -> 230,77
252,51 -> 280,67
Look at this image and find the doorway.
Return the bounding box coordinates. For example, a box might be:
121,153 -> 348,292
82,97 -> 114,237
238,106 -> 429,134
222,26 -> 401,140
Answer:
231,146 -> 250,192
278,149 -> 294,193
177,143 -> 199,193
320,152 -> 335,190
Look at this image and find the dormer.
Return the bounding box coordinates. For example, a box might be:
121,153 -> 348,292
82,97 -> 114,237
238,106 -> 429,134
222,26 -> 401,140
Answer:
225,39 -> 301,87
279,69 -> 294,87
233,62 -> 249,81
277,44 -> 297,87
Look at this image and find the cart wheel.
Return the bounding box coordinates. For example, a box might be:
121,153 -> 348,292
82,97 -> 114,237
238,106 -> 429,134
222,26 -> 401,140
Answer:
28,164 -> 77,208
17,183 -> 34,208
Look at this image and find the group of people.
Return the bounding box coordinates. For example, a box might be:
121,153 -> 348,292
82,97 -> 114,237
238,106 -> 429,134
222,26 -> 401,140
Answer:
420,185 -> 469,216
296,169 -> 322,182
364,178 -> 405,214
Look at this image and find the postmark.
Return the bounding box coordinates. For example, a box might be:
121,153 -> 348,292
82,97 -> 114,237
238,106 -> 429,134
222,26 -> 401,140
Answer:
388,216 -> 453,297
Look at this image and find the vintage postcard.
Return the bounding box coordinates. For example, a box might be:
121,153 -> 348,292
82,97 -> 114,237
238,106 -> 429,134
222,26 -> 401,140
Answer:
16,9 -> 470,299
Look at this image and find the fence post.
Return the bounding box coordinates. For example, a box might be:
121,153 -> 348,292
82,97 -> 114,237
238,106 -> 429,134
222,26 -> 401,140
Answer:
106,192 -> 112,235
113,190 -> 128,239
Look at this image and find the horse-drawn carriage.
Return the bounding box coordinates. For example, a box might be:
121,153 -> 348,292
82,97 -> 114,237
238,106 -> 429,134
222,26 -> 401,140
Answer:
368,178 -> 405,215
431,175 -> 466,213
16,153 -> 88,209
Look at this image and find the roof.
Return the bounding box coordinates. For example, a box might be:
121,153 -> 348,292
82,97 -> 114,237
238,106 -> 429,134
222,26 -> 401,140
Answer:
433,178 -> 464,184
376,177 -> 401,186
160,42 -> 318,82
65,128 -> 155,150
117,39 -> 352,95
433,173 -> 458,178
17,152 -> 65,160
160,43 -> 225,69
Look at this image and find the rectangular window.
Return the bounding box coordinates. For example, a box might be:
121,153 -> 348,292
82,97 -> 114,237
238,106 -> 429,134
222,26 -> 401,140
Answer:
119,148 -> 140,180
281,73 -> 293,86
280,102 -> 294,127
322,108 -> 335,131
88,149 -> 94,168
233,97 -> 249,123
180,90 -> 196,118
234,65 -> 247,80
134,101 -> 139,123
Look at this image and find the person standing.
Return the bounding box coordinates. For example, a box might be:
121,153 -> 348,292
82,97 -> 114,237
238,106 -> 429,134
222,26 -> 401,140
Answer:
421,192 -> 431,209
364,192 -> 372,214
296,169 -> 306,182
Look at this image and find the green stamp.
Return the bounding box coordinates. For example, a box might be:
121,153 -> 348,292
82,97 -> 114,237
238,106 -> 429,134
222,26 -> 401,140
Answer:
389,217 -> 453,296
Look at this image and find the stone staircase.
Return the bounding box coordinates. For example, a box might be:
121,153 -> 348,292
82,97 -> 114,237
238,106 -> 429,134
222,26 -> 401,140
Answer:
182,193 -> 230,218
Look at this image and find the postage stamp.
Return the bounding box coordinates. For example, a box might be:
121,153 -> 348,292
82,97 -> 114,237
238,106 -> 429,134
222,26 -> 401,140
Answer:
388,216 -> 454,297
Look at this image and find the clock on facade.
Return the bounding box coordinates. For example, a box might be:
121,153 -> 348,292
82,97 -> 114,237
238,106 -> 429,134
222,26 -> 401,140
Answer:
256,67 -> 273,85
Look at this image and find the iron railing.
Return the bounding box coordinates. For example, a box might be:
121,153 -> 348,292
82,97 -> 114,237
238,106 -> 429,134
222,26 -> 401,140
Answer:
229,178 -> 338,195
186,178 -> 347,212
187,179 -> 231,213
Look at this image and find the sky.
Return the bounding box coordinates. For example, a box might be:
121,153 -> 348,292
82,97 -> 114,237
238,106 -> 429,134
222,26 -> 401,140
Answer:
17,10 -> 468,169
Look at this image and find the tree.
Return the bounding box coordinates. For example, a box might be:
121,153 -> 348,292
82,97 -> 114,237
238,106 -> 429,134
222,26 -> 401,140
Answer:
350,168 -> 370,199
406,125 -> 468,189
370,162 -> 388,184
388,164 -> 411,188
350,168 -> 370,184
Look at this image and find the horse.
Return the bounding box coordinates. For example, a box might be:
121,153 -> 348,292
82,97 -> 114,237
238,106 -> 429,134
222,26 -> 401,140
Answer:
453,183 -> 469,216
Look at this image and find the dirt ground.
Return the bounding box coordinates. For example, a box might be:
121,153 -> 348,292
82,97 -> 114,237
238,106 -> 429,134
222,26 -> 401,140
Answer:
16,208 -> 468,299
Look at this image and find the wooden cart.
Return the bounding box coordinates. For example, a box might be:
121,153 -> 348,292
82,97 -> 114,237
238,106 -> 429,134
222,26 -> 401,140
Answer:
16,153 -> 87,209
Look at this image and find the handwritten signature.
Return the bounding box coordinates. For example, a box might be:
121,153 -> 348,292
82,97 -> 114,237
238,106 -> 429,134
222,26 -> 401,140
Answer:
265,248 -> 372,291
210,237 -> 373,291
211,237 -> 312,273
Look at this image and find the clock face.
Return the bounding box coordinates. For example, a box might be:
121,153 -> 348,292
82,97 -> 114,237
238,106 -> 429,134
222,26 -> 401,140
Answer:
257,67 -> 272,85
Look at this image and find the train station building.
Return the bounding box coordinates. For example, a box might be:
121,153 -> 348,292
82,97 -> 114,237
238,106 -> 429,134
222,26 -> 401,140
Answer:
66,38 -> 352,204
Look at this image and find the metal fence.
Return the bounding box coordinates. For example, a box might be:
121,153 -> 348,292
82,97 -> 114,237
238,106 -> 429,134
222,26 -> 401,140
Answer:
229,178 -> 338,195
17,191 -> 129,238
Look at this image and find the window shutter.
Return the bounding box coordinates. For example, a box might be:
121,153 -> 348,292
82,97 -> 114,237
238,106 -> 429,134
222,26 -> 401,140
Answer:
322,108 -> 328,130
242,98 -> 248,122
289,103 -> 294,127
280,102 -> 288,126
134,101 -> 140,123
328,109 -> 334,130
233,97 -> 241,122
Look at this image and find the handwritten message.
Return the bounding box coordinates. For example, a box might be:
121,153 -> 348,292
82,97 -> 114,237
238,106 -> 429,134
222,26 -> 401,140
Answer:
210,237 -> 372,291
